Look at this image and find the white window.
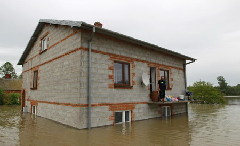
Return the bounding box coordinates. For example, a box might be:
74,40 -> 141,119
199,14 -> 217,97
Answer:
32,105 -> 37,115
41,37 -> 47,51
115,111 -> 131,124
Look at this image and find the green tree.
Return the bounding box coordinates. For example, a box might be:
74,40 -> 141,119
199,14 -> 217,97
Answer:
217,76 -> 229,95
228,84 -> 240,96
188,81 -> 225,104
3,93 -> 20,105
0,62 -> 18,78
235,84 -> 240,95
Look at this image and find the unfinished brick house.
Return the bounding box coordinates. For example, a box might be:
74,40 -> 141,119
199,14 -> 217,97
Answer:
0,77 -> 22,94
18,19 -> 195,129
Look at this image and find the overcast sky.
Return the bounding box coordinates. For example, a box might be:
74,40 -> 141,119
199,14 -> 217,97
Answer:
0,0 -> 239,86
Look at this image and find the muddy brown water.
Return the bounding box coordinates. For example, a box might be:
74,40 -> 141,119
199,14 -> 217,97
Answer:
1,98 -> 240,146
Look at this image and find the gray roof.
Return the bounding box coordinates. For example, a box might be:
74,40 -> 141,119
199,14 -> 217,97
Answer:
18,19 -> 196,65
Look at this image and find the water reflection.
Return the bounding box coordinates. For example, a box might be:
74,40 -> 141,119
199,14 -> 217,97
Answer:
1,98 -> 240,146
0,106 -> 21,146
189,97 -> 240,145
226,97 -> 240,105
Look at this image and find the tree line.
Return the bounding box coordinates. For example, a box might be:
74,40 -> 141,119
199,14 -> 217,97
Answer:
188,76 -> 239,104
216,76 -> 240,96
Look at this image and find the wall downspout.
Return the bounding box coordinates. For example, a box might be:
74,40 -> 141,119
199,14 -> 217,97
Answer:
184,59 -> 195,112
184,59 -> 195,91
87,26 -> 95,129
183,63 -> 187,92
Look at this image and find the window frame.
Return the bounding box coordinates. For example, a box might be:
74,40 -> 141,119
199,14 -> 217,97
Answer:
114,61 -> 131,87
114,110 -> 131,124
41,37 -> 48,51
31,70 -> 38,90
32,105 -> 37,115
160,69 -> 170,90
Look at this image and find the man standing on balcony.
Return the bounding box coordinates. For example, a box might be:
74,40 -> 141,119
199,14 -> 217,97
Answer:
158,76 -> 166,103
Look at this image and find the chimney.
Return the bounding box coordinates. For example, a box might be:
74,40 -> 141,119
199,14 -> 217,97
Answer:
94,22 -> 102,28
5,74 -> 11,79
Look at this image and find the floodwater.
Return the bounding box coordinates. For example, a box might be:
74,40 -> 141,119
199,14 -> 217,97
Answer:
1,98 -> 240,146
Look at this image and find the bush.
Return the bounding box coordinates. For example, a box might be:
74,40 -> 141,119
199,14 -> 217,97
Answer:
188,81 -> 226,104
3,93 -> 20,105
0,88 -> 4,105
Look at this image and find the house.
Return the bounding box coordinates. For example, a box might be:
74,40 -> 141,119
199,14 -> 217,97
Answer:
18,19 -> 195,129
0,76 -> 22,94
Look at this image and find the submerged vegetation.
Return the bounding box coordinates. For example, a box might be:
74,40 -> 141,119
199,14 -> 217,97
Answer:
188,81 -> 225,104
188,76 -> 240,104
0,89 -> 20,105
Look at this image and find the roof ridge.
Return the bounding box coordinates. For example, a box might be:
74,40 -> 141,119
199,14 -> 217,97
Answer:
18,19 -> 196,65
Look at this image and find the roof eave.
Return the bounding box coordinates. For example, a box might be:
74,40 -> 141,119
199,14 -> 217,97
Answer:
88,24 -> 196,61
18,22 -> 45,65
18,19 -> 196,65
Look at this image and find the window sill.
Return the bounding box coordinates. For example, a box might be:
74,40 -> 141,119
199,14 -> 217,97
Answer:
30,88 -> 37,90
114,85 -> 133,89
39,49 -> 47,55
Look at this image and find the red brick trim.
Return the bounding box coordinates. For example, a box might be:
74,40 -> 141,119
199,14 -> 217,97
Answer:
4,90 -> 22,94
23,47 -> 82,73
109,112 -> 115,121
158,67 -> 173,90
85,47 -> 184,71
82,29 -> 184,61
109,104 -> 135,111
23,47 -> 183,74
40,32 -> 49,40
39,48 -> 47,55
108,60 -> 135,89
47,30 -> 80,52
24,30 -> 80,63
27,98 -> 147,108
30,100 -> 38,106
113,86 -> 133,89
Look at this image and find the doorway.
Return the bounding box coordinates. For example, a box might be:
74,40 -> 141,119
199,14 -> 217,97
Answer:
150,67 -> 157,93
21,90 -> 26,111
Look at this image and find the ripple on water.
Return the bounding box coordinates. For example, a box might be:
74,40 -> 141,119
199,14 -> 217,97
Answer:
1,99 -> 240,146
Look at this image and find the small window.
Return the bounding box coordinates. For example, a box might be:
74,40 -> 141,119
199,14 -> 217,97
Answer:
32,70 -> 38,89
162,106 -> 171,117
41,37 -> 48,51
115,111 -> 131,124
114,61 -> 130,87
32,105 -> 37,115
160,69 -> 170,89
115,112 -> 123,123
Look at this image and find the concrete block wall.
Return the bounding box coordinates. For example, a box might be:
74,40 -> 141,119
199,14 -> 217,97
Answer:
22,25 -> 85,129
134,104 -> 162,121
172,103 -> 188,115
81,31 -> 186,99
91,106 -> 113,127
167,69 -> 186,96
23,24 -> 81,102
37,103 -> 87,129
21,24 -> 188,129
80,31 -> 187,125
